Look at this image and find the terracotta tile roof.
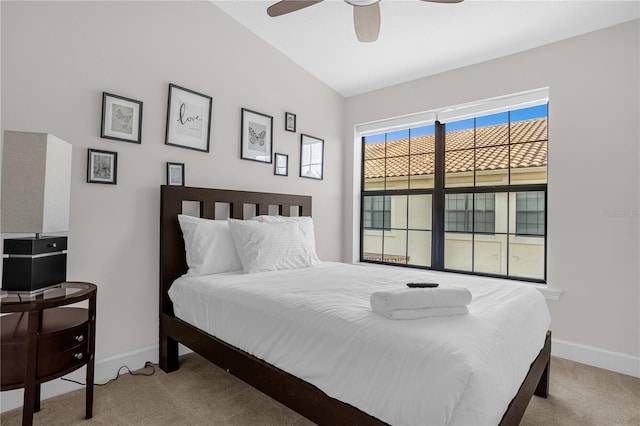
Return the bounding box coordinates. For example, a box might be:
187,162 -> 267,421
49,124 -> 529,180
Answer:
364,118 -> 547,178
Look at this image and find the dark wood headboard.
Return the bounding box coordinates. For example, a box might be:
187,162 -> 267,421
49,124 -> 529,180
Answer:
159,185 -> 312,316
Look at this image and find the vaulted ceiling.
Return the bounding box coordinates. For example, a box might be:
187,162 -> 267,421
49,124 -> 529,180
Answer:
213,0 -> 639,97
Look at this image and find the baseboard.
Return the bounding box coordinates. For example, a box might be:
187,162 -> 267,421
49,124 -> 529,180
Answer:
0,343 -> 193,413
552,338 -> 640,378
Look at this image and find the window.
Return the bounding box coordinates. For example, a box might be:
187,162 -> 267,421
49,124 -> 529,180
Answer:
445,193 -> 495,233
359,95 -> 548,282
363,196 -> 391,230
516,191 -> 545,236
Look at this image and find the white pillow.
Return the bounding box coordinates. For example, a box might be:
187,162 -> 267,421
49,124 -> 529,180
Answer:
177,215 -> 243,276
250,215 -> 318,254
227,218 -> 320,274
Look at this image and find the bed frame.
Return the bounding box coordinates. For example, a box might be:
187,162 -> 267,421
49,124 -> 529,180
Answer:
159,185 -> 551,425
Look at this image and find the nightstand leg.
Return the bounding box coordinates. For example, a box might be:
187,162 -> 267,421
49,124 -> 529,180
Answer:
34,384 -> 41,412
85,293 -> 96,419
22,310 -> 40,426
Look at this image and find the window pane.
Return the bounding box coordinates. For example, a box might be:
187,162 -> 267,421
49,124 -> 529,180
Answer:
385,155 -> 409,190
474,193 -> 495,234
510,141 -> 547,185
408,230 -> 431,267
364,135 -> 386,159
386,133 -> 410,157
475,112 -> 508,147
510,105 -> 548,143
445,232 -> 472,272
445,119 -> 474,150
383,229 -> 407,265
474,234 -> 507,275
445,194 -> 471,233
494,192 -> 508,234
408,194 -> 432,230
509,235 -> 545,280
514,191 -> 545,236
445,149 -> 474,187
363,195 -> 391,230
409,125 -> 435,155
388,195 -> 407,229
362,230 -> 383,263
409,154 -> 434,189
476,145 -> 509,186
363,159 -> 385,191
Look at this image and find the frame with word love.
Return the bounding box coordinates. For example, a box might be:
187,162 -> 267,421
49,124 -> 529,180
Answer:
165,83 -> 212,152
240,108 -> 273,164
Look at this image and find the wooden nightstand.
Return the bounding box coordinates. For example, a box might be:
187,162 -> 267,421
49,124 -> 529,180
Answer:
1,282 -> 97,426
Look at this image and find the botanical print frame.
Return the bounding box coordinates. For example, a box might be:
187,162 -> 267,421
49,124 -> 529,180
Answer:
240,108 -> 273,163
165,83 -> 212,152
285,112 -> 296,132
87,149 -> 118,184
167,162 -> 185,186
101,92 -> 142,144
300,134 -> 324,180
274,153 -> 288,176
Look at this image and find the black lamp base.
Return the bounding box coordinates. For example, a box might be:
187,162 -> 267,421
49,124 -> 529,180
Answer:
2,236 -> 67,292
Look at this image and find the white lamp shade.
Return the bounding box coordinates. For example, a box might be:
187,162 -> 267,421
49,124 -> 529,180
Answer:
1,131 -> 72,234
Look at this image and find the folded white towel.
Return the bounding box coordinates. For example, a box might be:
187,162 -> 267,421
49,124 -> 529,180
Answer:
370,286 -> 472,312
372,305 -> 469,320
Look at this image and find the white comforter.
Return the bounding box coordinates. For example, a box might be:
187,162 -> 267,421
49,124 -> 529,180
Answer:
168,262 -> 550,426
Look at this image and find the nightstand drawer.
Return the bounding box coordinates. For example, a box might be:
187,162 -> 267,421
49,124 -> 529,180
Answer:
39,322 -> 89,354
37,341 -> 88,379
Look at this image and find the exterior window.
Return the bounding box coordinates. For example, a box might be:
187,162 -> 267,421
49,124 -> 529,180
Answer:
445,194 -> 472,232
364,196 -> 391,230
360,102 -> 548,282
445,193 -> 495,233
516,192 -> 545,236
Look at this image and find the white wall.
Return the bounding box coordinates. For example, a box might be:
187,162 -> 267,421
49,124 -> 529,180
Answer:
1,0 -> 344,363
344,20 -> 640,364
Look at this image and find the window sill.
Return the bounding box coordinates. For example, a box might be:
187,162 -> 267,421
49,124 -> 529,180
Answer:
531,284 -> 562,301
353,261 -> 563,301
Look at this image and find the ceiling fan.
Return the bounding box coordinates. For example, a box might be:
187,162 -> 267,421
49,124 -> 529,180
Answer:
267,0 -> 464,43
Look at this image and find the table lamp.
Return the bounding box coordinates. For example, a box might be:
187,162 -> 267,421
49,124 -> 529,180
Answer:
1,131 -> 72,292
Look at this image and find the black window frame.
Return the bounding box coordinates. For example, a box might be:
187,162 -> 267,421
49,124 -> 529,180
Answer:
360,106 -> 548,283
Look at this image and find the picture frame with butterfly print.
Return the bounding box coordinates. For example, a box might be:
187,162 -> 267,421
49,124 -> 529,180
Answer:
101,92 -> 143,144
240,108 -> 273,163
165,84 -> 212,152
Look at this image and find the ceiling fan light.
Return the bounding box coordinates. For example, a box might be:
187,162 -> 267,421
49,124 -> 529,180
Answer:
345,0 -> 380,7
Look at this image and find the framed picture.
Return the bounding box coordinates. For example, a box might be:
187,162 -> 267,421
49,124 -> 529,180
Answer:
87,149 -> 117,184
274,153 -> 288,176
167,162 -> 185,186
240,108 -> 273,163
300,134 -> 324,180
285,112 -> 296,132
101,92 -> 142,143
165,83 -> 212,152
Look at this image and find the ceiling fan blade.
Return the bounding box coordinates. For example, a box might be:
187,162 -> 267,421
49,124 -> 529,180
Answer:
267,0 -> 323,17
420,0 -> 464,3
353,2 -> 380,43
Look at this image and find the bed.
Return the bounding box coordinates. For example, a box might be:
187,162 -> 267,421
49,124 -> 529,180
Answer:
159,185 -> 552,425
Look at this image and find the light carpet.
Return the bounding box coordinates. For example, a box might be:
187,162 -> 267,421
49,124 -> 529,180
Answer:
1,354 -> 638,425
